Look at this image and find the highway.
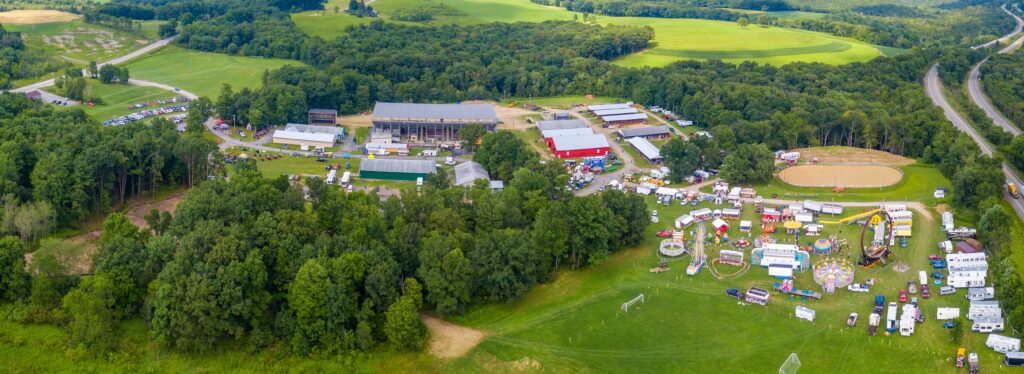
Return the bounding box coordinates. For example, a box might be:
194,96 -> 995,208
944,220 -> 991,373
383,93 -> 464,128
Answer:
967,59 -> 1021,136
971,4 -> 1024,49
924,65 -> 1024,220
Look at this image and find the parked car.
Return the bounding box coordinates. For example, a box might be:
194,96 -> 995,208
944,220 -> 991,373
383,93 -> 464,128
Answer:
930,259 -> 947,269
929,254 -> 941,260
908,281 -> 917,294
847,312 -> 859,327
932,271 -> 945,279
899,290 -> 907,303
922,285 -> 930,298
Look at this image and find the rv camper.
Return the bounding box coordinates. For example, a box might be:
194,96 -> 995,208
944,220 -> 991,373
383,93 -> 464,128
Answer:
986,334 -> 1021,353
937,307 -> 961,320
795,305 -> 816,322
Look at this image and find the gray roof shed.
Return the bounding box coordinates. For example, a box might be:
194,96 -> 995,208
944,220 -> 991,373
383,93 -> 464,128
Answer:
360,158 -> 436,174
372,102 -> 498,122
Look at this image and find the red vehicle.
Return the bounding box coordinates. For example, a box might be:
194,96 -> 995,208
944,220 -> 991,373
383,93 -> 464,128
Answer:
928,254 -> 941,260
922,285 -> 930,298
655,230 -> 672,237
899,289 -> 907,303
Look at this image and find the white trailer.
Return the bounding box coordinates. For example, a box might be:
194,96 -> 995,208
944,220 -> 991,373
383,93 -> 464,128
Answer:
967,287 -> 995,301
803,200 -> 823,213
969,300 -> 1002,320
987,334 -> 1021,353
822,203 -> 843,215
937,307 -> 961,320
340,171 -> 351,186
899,304 -> 917,336
886,302 -> 899,333
973,317 -> 1005,333
795,305 -> 816,322
325,169 -> 337,185
919,271 -> 928,286
780,152 -> 800,162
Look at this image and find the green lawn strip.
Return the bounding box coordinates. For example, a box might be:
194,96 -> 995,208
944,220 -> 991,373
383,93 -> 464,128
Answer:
123,46 -> 304,98
74,81 -> 180,121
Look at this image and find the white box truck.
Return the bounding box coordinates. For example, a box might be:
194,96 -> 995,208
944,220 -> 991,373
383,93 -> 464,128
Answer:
340,171 -> 351,187
937,307 -> 961,320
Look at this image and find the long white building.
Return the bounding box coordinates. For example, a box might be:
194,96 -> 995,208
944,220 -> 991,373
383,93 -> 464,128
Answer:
948,253 -> 988,288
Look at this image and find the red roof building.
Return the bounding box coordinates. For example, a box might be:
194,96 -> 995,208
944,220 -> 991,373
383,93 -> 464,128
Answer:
550,134 -> 610,158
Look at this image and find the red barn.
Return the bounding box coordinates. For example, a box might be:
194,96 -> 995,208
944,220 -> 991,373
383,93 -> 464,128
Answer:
550,134 -> 610,158
541,127 -> 594,148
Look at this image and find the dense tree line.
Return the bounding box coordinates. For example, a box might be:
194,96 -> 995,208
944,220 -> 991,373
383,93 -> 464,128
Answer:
980,52 -> 1024,130
532,0 -> 739,21
0,93 -> 217,230
0,129 -> 648,353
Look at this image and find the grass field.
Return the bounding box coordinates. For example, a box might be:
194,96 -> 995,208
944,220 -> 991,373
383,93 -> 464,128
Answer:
365,0 -> 888,66
291,0 -> 379,39
443,191 -> 1010,372
6,19 -> 161,65
74,81 -> 180,121
123,46 -> 304,98
503,95 -> 627,110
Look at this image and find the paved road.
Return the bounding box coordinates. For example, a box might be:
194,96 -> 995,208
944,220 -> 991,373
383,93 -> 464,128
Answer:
924,65 -> 994,156
128,78 -> 197,99
971,4 -> 1024,49
924,64 -> 1024,220
8,35 -> 180,104
967,59 -> 1021,136
571,110 -> 640,196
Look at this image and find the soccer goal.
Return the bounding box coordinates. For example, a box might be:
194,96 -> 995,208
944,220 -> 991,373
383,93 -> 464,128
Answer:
621,294 -> 645,313
779,353 -> 801,374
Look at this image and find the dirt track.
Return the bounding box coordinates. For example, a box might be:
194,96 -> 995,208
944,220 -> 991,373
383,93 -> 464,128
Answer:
0,10 -> 80,24
790,146 -> 914,166
421,314 -> 486,359
779,165 -> 903,188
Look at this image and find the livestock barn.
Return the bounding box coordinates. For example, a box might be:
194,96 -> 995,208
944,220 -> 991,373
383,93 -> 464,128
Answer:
536,119 -> 588,132
359,158 -> 436,181
308,109 -> 338,126
617,125 -> 671,140
587,103 -> 632,114
602,113 -> 647,126
371,102 -> 498,143
542,127 -> 595,147
550,134 -> 610,158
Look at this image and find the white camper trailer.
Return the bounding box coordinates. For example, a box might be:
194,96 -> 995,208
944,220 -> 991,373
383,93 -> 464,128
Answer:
986,334 -> 1021,353
973,317 -> 1005,333
936,307 -> 961,320
899,304 -> 917,336
795,305 -> 816,322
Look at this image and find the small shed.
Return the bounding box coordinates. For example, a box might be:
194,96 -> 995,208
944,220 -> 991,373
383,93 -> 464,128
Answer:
957,239 -> 983,253
675,214 -> 695,228
712,218 -> 729,233
739,220 -> 753,232
719,250 -> 744,266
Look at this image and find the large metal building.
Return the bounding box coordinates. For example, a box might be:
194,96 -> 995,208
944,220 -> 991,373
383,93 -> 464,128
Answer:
272,124 -> 346,148
371,102 -> 499,143
359,158 -> 436,181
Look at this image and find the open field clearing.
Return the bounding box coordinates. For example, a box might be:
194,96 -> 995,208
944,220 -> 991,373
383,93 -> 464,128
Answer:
0,10 -> 79,24
6,19 -> 159,65
74,81 -> 179,121
779,165 -> 904,188
291,0 -> 378,39
365,0 -> 887,66
124,46 -> 304,98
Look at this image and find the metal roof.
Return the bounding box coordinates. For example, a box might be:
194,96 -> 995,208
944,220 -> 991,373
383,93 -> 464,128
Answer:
593,108 -> 638,116
536,119 -> 588,131
602,113 -> 648,122
360,158 -> 436,174
541,127 -> 594,139
372,102 -> 498,122
618,125 -> 670,138
587,103 -> 631,111
284,123 -> 345,135
551,134 -> 609,151
309,108 -> 337,114
626,137 -> 661,160
272,130 -> 337,144
453,161 -> 490,186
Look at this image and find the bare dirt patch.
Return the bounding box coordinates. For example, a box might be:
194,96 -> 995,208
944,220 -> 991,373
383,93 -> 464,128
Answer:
421,314 -> 486,359
778,165 -> 903,188
124,194 -> 184,228
791,146 -> 914,166
0,10 -> 80,24
463,100 -> 537,130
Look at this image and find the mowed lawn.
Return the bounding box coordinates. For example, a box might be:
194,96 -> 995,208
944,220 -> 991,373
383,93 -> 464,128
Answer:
123,46 -> 304,98
447,193 -> 1006,372
6,19 -> 161,65
291,0 -> 377,39
77,81 -> 180,121
368,0 -> 887,66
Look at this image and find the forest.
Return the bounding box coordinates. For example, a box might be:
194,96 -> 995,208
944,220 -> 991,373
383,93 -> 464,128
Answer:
0,123 -> 649,354
981,52 -> 1024,133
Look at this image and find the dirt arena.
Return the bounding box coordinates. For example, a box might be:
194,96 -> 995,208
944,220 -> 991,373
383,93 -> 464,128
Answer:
779,165 -> 903,188
421,314 -> 486,359
790,146 -> 914,166
0,10 -> 80,24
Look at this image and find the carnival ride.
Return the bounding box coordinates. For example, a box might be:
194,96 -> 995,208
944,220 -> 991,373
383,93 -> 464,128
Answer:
687,223 -> 707,275
859,210 -> 893,267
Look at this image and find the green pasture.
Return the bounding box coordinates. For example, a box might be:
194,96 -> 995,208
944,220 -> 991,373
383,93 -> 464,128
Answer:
123,46 -> 304,98
365,0 -> 888,66
291,0 -> 379,39
505,95 -> 627,110
72,81 -> 179,121
6,19 -> 160,65
448,194 -> 1007,372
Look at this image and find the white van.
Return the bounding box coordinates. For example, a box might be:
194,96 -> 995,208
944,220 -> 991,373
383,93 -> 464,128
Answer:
940,286 -> 956,296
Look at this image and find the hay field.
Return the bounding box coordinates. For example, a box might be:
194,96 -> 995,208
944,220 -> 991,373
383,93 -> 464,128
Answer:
0,10 -> 79,24
779,164 -> 904,187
